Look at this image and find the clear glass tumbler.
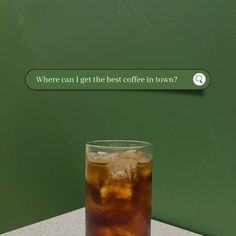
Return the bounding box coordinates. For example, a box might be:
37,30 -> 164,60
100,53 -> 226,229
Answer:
85,140 -> 153,236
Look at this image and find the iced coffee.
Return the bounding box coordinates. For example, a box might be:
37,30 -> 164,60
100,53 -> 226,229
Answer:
85,140 -> 152,236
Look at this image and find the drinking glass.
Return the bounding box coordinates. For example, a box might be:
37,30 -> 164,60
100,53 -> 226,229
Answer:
85,140 -> 153,236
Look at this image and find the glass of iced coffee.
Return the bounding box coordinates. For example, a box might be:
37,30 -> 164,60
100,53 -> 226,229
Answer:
85,140 -> 152,236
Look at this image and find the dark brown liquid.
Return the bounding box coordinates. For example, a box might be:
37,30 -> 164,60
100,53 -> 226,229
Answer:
86,151 -> 152,236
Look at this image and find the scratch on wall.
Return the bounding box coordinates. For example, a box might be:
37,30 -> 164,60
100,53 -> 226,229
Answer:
209,122 -> 222,158
118,0 -> 121,15
125,0 -> 161,40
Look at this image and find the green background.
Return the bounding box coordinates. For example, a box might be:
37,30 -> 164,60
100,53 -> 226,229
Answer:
0,0 -> 236,235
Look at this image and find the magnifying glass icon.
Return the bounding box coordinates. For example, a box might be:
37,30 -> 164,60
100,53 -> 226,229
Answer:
193,73 -> 206,86
196,75 -> 203,84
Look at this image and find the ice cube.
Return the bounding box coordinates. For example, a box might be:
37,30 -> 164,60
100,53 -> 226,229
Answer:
86,161 -> 108,188
137,162 -> 152,178
122,149 -> 138,158
134,150 -> 151,163
108,158 -> 137,179
101,180 -> 133,200
87,151 -> 110,163
99,157 -> 137,200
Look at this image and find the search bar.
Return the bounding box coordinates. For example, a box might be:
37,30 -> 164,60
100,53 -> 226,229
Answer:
25,69 -> 211,90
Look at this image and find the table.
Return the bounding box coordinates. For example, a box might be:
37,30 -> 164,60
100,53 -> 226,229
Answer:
1,208 -> 202,236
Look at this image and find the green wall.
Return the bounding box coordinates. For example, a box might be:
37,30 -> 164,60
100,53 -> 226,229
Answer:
0,0 -> 236,235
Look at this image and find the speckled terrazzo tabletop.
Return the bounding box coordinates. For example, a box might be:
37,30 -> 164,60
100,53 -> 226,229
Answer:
1,208 -> 202,236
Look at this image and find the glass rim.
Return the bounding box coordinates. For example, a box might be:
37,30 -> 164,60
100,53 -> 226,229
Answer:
86,140 -> 153,149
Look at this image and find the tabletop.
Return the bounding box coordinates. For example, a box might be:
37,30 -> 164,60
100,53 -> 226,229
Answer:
1,208 -> 202,236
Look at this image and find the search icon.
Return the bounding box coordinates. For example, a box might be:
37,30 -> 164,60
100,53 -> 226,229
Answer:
193,73 -> 206,86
